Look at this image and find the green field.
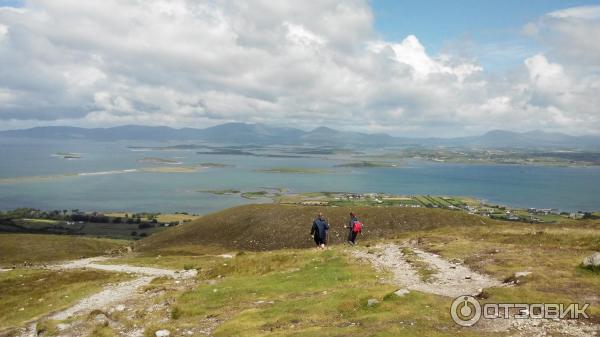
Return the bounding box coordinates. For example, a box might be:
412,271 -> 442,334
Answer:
3,203 -> 600,336
113,210 -> 600,336
137,204 -> 498,253
0,234 -> 126,267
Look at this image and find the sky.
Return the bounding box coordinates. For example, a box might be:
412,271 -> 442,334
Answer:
0,1 -> 599,136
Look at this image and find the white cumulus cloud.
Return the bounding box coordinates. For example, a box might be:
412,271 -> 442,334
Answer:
0,1 -> 598,136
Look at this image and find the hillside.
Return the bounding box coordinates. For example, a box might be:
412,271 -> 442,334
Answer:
2,123 -> 599,149
0,234 -> 126,266
137,204 -> 501,253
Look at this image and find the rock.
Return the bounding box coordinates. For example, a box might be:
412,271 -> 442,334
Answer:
394,289 -> 410,297
583,252 -> 600,267
367,299 -> 379,307
94,313 -> 109,326
515,271 -> 532,278
472,288 -> 483,297
57,323 -> 70,331
115,304 -> 126,312
155,329 -> 171,337
465,275 -> 471,280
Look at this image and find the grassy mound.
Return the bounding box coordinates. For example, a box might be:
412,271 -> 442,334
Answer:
0,234 -> 126,266
137,204 -> 500,253
0,268 -> 131,332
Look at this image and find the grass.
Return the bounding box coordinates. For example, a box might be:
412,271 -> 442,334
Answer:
103,212 -> 200,223
0,234 -> 127,267
4,205 -> 599,335
401,248 -> 437,282
101,254 -> 227,271
155,214 -> 201,223
169,248 -> 475,337
0,268 -> 131,331
20,218 -> 60,225
391,222 -> 600,320
69,204 -> 600,335
241,191 -> 270,199
136,204 -> 504,253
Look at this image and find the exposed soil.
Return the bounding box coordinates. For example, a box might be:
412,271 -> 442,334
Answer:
353,243 -> 599,337
15,257 -> 198,337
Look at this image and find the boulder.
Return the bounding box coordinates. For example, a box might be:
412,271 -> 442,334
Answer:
155,329 -> 171,337
57,323 -> 70,331
394,289 -> 410,297
472,288 -> 483,297
94,313 -> 109,326
583,252 -> 600,268
367,299 -> 379,307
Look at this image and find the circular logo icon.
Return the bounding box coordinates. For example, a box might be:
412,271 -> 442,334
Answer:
451,295 -> 482,326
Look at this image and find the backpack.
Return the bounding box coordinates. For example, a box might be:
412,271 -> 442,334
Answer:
352,220 -> 363,233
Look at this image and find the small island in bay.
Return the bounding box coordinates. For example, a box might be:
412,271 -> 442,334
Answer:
137,157 -> 182,165
257,167 -> 330,174
140,166 -> 203,173
197,189 -> 241,195
198,162 -> 234,168
52,152 -> 81,159
334,161 -> 399,168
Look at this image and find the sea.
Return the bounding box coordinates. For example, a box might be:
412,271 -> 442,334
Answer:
1,138 -> 599,214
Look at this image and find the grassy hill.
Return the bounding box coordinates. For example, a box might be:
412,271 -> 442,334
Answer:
137,204 -> 502,253
0,234 -> 127,267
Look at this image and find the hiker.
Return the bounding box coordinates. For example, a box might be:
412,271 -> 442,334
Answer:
310,212 -> 330,249
346,212 -> 363,245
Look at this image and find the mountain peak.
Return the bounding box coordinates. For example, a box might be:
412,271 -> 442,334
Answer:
310,126 -> 338,133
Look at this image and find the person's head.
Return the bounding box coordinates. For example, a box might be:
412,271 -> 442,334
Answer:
318,212 -> 323,219
350,212 -> 356,218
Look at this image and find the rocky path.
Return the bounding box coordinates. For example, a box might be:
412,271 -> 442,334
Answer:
353,243 -> 599,337
49,256 -> 196,320
16,256 -> 197,337
353,243 -> 501,297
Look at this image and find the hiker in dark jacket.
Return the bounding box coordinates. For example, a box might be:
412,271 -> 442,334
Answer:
346,212 -> 362,245
310,212 -> 330,249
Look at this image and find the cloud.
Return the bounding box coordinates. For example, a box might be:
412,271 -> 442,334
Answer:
0,1 -> 598,136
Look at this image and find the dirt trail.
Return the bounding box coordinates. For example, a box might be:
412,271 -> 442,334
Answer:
354,243 -> 599,337
16,256 -> 197,337
50,256 -> 183,278
48,256 -> 196,320
353,243 -> 501,297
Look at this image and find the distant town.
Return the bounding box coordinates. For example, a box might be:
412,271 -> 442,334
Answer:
277,192 -> 598,223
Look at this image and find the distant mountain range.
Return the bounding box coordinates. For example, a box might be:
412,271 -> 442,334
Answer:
1,123 -> 599,149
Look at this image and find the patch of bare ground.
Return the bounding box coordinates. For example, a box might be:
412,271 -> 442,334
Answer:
353,243 -> 600,337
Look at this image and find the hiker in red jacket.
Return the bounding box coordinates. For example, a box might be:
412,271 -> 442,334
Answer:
346,212 -> 363,245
